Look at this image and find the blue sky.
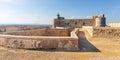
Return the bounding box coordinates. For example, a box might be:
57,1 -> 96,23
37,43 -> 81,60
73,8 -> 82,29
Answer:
0,0 -> 120,24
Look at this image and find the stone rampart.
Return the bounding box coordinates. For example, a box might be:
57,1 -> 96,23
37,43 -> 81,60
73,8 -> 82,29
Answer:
82,26 -> 93,37
0,29 -> 79,50
71,28 -> 79,38
0,26 -> 49,33
93,27 -> 120,38
4,29 -> 70,36
53,14 -> 106,28
83,27 -> 120,38
53,19 -> 94,28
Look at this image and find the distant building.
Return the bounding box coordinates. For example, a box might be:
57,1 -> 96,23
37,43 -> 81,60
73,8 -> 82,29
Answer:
52,14 -> 106,28
108,22 -> 120,27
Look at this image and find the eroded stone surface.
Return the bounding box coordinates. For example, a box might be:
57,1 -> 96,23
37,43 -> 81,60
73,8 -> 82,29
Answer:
5,29 -> 71,36
93,27 -> 120,38
0,36 -> 78,50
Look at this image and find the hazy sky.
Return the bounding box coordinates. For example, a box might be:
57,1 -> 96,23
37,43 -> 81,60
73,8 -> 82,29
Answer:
0,0 -> 120,24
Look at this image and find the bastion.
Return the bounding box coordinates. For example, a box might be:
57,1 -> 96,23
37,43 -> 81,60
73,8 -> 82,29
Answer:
0,14 -> 120,51
0,28 -> 79,50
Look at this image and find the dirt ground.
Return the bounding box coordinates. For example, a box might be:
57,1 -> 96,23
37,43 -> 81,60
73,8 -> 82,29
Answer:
0,32 -> 120,60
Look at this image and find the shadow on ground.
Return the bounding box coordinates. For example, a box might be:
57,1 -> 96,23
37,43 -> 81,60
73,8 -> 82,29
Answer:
78,31 -> 100,52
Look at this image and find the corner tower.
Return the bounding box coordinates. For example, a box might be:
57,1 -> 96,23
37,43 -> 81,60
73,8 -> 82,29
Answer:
95,14 -> 106,27
52,14 -> 65,28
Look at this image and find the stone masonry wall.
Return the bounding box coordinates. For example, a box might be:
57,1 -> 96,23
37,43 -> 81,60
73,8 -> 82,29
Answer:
0,26 -> 50,33
53,19 -> 94,28
0,36 -> 78,50
93,27 -> 120,38
4,29 -> 71,36
82,26 -> 93,37
0,29 -> 79,50
82,26 -> 120,38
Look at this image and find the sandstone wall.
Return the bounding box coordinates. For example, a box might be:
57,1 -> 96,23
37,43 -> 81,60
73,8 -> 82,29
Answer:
82,26 -> 93,37
53,19 -> 94,28
82,27 -> 120,38
0,28 -> 79,50
0,35 -> 78,50
93,27 -> 120,38
5,29 -> 70,36
71,28 -> 79,38
0,29 -> 79,50
0,26 -> 50,33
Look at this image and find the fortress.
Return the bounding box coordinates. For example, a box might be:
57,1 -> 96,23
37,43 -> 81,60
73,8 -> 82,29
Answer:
52,14 -> 106,28
0,14 -> 120,51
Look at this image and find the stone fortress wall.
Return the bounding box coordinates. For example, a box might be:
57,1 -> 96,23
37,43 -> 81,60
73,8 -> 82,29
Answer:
93,27 -> 120,38
83,26 -> 120,38
0,14 -> 120,50
0,26 -> 50,33
52,14 -> 106,28
53,14 -> 120,38
4,29 -> 71,36
0,28 -> 79,50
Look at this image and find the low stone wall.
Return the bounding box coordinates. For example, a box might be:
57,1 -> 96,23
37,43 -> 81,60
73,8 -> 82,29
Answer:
0,29 -> 79,50
71,28 -> 79,38
4,29 -> 70,36
93,27 -> 120,38
82,26 -> 120,38
0,26 -> 50,33
0,35 -> 78,50
82,26 -> 93,37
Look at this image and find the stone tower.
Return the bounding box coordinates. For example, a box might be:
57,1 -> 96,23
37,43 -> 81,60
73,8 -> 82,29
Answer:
95,14 -> 106,27
57,13 -> 60,19
52,14 -> 65,28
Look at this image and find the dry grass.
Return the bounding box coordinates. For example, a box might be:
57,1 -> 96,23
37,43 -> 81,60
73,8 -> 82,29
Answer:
0,37 -> 120,60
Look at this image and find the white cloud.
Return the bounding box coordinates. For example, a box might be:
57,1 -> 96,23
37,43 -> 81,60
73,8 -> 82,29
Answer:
0,0 -> 14,3
0,0 -> 52,24
71,16 -> 91,19
85,16 -> 91,18
0,9 -> 51,24
0,10 -> 14,18
71,16 -> 82,19
0,0 -> 24,4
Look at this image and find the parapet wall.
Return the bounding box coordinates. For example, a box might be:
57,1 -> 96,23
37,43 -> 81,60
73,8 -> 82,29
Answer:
4,29 -> 71,36
71,28 -> 79,38
82,26 -> 93,37
93,27 -> 120,38
0,35 -> 78,50
0,29 -> 79,50
0,26 -> 50,33
82,26 -> 120,38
